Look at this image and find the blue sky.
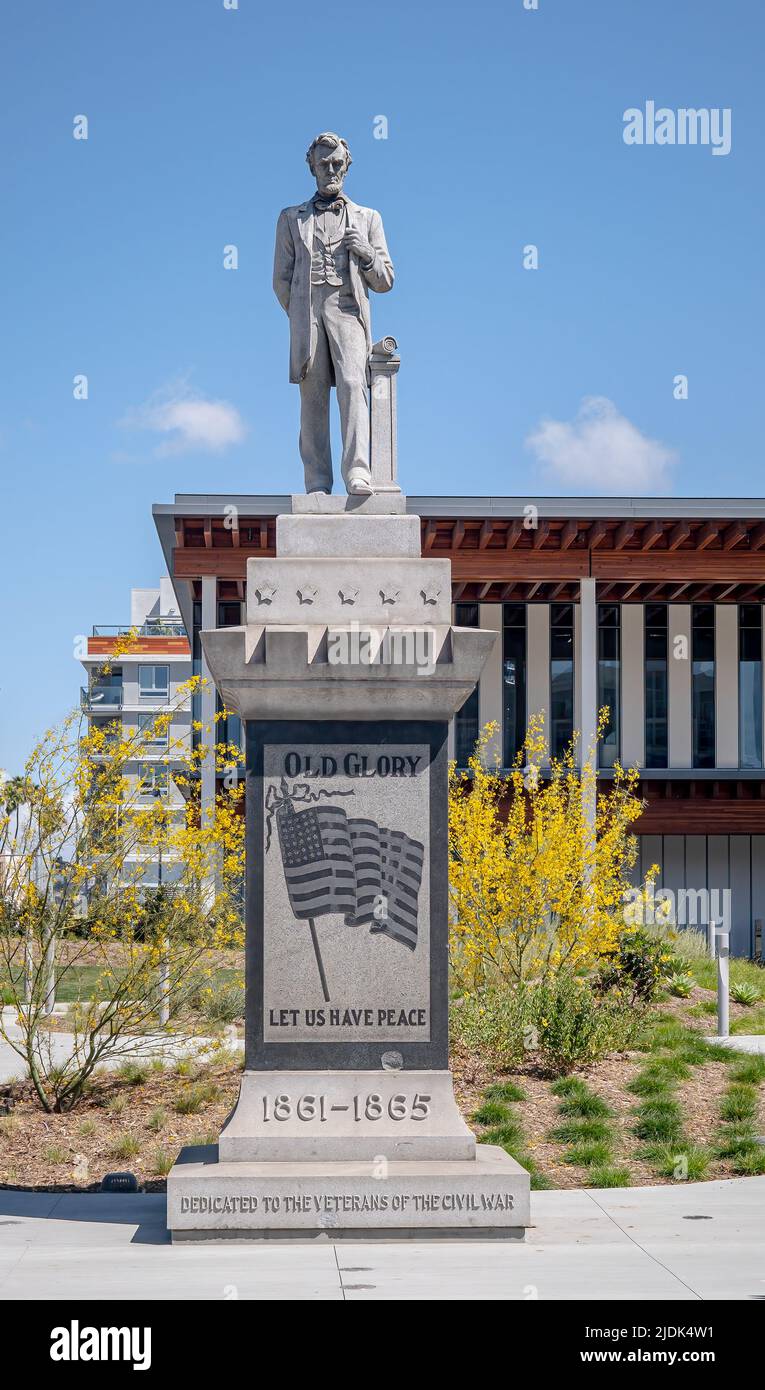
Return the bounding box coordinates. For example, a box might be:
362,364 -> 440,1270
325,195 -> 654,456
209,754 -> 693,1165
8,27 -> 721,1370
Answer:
1,0 -> 763,773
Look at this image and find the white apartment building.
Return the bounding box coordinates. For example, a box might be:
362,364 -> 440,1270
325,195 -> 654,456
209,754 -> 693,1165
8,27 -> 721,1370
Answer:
79,578 -> 193,888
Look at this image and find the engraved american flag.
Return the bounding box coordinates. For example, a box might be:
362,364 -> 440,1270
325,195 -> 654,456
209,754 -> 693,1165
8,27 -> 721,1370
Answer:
275,797 -> 423,951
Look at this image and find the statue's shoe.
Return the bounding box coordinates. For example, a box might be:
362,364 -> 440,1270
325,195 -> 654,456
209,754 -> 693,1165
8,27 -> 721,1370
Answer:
347,472 -> 374,496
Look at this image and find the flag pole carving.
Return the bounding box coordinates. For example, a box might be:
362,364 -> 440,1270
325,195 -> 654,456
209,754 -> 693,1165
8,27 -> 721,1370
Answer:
266,777 -> 424,1002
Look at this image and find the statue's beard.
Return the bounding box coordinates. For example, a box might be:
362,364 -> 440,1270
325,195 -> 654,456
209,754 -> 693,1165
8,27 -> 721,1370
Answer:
320,178 -> 343,196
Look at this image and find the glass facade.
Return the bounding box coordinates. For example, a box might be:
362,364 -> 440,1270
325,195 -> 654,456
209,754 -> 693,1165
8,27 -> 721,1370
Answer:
645,603 -> 669,768
598,604 -> 621,768
692,604 -> 716,768
739,604 -> 763,769
454,602 -> 480,767
502,604 -> 527,768
550,603 -> 574,759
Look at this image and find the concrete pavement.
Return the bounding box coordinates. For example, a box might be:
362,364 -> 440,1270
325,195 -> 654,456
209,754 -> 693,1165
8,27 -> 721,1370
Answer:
1,1178 -> 763,1300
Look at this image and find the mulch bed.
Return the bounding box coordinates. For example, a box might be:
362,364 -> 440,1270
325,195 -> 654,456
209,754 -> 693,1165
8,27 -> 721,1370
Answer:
1,985 -> 762,1192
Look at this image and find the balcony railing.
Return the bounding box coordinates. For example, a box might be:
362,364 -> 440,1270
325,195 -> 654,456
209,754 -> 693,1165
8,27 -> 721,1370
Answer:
91,620 -> 187,638
81,685 -> 124,709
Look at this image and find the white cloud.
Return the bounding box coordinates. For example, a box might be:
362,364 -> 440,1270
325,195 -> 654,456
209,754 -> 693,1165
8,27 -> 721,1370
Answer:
525,396 -> 676,494
122,381 -> 247,456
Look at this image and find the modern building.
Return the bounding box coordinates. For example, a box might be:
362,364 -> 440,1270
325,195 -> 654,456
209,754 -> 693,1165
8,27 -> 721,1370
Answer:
153,494 -> 765,957
79,578 -> 193,888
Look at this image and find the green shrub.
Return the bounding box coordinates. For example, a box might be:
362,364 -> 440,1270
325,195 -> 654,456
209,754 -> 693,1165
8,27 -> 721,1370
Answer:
730,1055 -> 765,1086
558,1089 -> 611,1120
471,1100 -> 507,1127
645,1144 -> 710,1181
478,1119 -> 524,1151
152,1147 -> 174,1176
719,1084 -> 758,1124
484,1081 -> 526,1103
117,1061 -> 149,1086
449,989 -> 528,1067
42,1144 -> 69,1164
109,1133 -> 140,1160
548,1118 -> 612,1145
633,1097 -> 684,1144
174,1082 -> 220,1115
731,1147 -> 765,1175
195,981 -> 245,1026
587,1165 -> 632,1188
715,1124 -> 759,1159
597,927 -> 678,1005
730,981 -> 761,1007
527,971 -> 638,1075
564,1139 -> 613,1167
628,1057 -> 689,1096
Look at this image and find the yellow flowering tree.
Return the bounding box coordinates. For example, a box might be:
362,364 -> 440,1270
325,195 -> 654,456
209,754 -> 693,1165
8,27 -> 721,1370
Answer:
448,714 -> 645,991
0,666 -> 245,1113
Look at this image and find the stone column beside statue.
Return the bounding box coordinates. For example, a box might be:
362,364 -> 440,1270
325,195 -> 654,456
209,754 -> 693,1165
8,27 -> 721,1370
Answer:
166,489 -> 531,1239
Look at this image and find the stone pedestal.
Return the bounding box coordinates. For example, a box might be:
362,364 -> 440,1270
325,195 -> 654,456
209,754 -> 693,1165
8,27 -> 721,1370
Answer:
167,493 -> 530,1239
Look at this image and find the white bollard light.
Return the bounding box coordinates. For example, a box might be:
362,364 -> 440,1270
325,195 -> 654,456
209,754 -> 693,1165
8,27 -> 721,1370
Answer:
716,928 -> 730,1040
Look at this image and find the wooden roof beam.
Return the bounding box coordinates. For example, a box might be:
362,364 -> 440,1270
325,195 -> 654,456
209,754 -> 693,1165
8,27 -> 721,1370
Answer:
203,517 -> 212,549
722,520 -> 748,550
641,519 -> 665,550
667,519 -> 691,550
613,520 -> 637,550
560,519 -> 580,550
478,520 -> 494,549
621,581 -> 643,600
696,520 -> 720,550
532,519 -> 551,550
505,519 -> 524,549
749,522 -> 765,551
588,520 -> 609,549
548,581 -> 569,600
423,519 -> 438,551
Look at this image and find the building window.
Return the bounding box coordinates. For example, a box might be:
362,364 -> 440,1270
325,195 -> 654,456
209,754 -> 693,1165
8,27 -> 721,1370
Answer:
217,601 -> 242,627
138,764 -> 168,797
598,604 -> 621,769
645,603 -> 668,768
739,604 -> 763,769
502,604 -> 527,768
550,603 -> 574,760
692,604 -> 715,768
139,665 -> 169,699
454,603 -> 480,767
138,712 -> 168,748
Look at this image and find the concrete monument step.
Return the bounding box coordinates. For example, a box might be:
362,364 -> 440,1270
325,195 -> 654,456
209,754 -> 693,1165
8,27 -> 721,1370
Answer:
167,1143 -> 530,1241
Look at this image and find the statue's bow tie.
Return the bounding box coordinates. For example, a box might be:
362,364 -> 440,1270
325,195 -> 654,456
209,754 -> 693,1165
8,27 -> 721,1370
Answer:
315,199 -> 344,214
